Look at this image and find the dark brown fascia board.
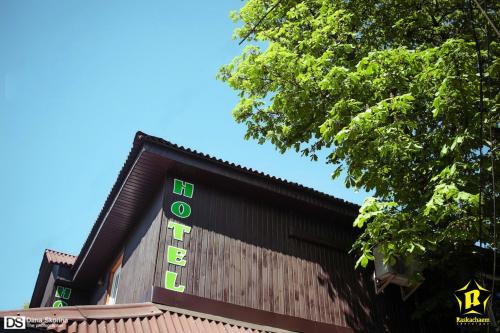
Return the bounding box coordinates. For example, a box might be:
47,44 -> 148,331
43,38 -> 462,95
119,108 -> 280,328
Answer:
151,286 -> 354,333
71,146 -> 146,282
29,255 -> 51,308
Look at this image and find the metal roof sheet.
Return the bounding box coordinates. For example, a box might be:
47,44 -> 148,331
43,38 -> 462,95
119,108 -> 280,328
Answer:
0,303 -> 281,333
136,132 -> 358,210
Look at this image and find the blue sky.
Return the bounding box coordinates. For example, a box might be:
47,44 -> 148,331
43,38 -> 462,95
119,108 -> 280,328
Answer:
0,0 -> 367,310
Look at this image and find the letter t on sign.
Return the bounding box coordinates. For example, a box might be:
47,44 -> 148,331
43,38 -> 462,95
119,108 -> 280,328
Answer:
173,179 -> 194,198
167,220 -> 191,241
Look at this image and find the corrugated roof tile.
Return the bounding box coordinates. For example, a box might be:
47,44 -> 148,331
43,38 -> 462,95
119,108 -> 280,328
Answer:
45,249 -> 77,267
136,131 -> 359,210
0,303 -> 279,333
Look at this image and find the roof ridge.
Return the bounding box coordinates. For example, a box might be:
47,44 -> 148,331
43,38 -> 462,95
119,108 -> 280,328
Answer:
45,249 -> 77,267
45,248 -> 77,258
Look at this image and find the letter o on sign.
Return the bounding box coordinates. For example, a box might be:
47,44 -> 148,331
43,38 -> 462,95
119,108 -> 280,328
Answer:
171,201 -> 191,218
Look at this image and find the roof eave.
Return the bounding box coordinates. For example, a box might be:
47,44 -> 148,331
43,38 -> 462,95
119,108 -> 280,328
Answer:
29,255 -> 51,308
71,131 -> 360,286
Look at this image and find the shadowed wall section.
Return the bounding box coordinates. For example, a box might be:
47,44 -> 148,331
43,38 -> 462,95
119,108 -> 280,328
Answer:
152,175 -> 414,332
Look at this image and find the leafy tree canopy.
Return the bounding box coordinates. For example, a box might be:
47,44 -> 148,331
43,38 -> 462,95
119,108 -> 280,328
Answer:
219,0 -> 499,282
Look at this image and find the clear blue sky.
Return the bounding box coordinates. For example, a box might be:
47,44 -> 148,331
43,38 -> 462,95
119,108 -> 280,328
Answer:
0,0 -> 368,310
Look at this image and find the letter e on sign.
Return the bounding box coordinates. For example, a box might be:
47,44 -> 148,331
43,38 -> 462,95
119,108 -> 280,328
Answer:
167,245 -> 188,267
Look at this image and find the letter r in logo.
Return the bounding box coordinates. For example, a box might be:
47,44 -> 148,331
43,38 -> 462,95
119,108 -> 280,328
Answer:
464,290 -> 481,309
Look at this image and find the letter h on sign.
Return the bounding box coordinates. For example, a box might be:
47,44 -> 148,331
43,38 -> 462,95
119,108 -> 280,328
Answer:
173,179 -> 193,198
170,179 -> 194,219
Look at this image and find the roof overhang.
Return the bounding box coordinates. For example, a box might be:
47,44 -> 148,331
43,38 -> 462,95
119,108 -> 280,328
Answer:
29,255 -> 51,308
72,132 -> 360,287
30,250 -> 76,308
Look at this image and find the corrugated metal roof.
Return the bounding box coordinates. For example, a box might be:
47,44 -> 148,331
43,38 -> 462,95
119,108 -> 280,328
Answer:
0,303 -> 281,333
45,249 -> 77,267
137,132 -> 358,210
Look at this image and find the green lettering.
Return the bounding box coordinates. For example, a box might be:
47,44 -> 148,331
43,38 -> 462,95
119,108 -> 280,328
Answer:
52,300 -> 68,308
167,220 -> 192,241
55,286 -> 64,298
55,286 -> 71,300
173,179 -> 194,198
171,201 -> 191,218
165,271 -> 185,293
167,245 -> 187,266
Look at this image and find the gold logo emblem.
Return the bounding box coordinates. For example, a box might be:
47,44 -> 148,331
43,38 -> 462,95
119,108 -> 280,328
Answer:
454,280 -> 491,325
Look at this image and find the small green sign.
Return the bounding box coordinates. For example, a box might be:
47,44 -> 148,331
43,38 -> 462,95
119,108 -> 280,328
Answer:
55,286 -> 72,300
52,300 -> 68,308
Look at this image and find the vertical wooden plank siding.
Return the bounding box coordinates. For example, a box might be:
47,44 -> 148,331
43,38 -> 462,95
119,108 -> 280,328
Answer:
116,188 -> 164,304
88,185 -> 164,305
155,175 -> 412,331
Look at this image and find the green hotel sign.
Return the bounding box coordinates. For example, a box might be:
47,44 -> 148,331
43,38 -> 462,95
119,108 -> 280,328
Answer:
52,286 -> 71,308
165,178 -> 193,293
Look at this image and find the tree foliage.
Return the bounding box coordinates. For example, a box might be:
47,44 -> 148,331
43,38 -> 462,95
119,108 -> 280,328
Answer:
219,0 -> 499,283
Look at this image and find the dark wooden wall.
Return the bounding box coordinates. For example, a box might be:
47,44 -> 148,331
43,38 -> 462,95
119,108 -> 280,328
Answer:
153,175 -> 415,332
89,272 -> 107,305
89,187 -> 164,305
117,187 -> 163,304
40,268 -> 56,307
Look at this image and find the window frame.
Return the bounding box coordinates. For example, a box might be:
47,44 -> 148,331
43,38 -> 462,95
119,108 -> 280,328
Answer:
105,253 -> 123,305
